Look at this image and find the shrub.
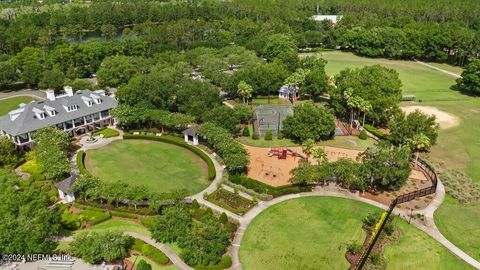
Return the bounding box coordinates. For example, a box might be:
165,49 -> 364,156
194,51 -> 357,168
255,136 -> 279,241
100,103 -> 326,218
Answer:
264,130 -> 273,140
370,253 -> 381,265
219,212 -> 228,224
110,210 -> 138,219
197,123 -> 248,174
229,174 -> 311,197
195,255 -> 232,270
277,131 -> 283,139
362,212 -> 378,227
439,168 -> 480,204
69,232 -> 133,264
358,130 -> 368,140
141,243 -> 169,265
60,207 -> 82,230
191,199 -> 200,209
123,134 -> 216,180
136,260 -> 152,270
346,241 -> 362,254
252,133 -> 259,140
76,151 -> 89,176
207,189 -> 256,215
79,209 -> 111,225
140,216 -> 157,228
242,128 -> 250,137
363,124 -> 388,140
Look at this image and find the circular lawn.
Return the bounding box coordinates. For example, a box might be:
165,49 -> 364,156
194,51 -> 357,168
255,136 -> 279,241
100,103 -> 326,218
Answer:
239,197 -> 473,270
84,140 -> 210,195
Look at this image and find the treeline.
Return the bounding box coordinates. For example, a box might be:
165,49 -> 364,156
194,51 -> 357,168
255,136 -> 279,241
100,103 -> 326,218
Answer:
0,0 -> 479,67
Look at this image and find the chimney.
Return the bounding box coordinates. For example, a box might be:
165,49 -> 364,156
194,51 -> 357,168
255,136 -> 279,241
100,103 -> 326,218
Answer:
64,86 -> 74,96
46,90 -> 56,101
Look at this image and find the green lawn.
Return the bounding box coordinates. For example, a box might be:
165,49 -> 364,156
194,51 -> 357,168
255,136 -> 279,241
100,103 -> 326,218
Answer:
237,124 -> 299,147
0,96 -> 34,115
434,195 -> 480,261
312,51 -> 480,260
85,140 -> 210,195
317,136 -> 375,151
77,219 -> 151,236
92,128 -> 120,138
240,197 -> 473,270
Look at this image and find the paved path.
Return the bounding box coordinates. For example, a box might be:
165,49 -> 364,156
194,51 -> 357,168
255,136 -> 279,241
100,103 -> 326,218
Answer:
0,89 -> 45,100
229,182 -> 480,270
127,232 -> 193,270
186,149 -> 243,220
71,136 -> 480,269
414,59 -> 462,78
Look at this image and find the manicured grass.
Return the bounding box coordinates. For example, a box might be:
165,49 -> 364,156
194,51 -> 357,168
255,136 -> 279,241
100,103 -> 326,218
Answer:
434,195 -> 480,261
128,255 -> 178,270
85,140 -> 210,195
0,96 -> 33,115
237,125 -> 299,147
426,62 -> 464,76
92,128 -> 120,138
313,51 -> 480,257
78,219 -> 151,236
240,197 -> 472,270
317,51 -> 464,102
317,136 -> 376,151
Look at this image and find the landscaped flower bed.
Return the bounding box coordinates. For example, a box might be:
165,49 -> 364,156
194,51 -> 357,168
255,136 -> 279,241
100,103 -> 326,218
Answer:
207,188 -> 256,215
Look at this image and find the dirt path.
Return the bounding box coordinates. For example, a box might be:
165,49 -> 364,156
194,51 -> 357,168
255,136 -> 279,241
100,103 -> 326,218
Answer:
414,59 -> 461,78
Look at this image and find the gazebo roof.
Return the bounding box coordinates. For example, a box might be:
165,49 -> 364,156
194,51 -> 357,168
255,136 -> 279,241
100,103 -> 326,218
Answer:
55,175 -> 78,193
183,125 -> 199,136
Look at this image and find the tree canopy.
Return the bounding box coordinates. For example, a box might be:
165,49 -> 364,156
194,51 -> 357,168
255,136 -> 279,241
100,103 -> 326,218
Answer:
331,65 -> 403,126
455,60 -> 480,95
389,109 -> 439,147
282,101 -> 336,142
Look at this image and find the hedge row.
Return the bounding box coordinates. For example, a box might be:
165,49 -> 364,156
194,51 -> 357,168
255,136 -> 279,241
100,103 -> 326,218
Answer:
76,150 -> 89,176
195,255 -> 232,270
133,238 -> 169,265
363,124 -> 389,140
110,210 -> 139,219
123,134 -> 216,180
79,208 -> 111,225
229,174 -> 312,197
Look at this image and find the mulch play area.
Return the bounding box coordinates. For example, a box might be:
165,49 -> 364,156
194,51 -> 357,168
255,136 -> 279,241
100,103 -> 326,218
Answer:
244,144 -> 433,209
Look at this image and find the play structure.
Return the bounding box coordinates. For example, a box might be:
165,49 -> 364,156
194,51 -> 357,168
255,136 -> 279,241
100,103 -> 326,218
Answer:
268,147 -> 305,159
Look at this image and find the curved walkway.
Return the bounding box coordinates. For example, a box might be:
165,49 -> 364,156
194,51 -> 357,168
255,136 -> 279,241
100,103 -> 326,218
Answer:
229,182 -> 480,270
0,89 -> 46,100
72,137 -> 480,270
127,232 -> 193,270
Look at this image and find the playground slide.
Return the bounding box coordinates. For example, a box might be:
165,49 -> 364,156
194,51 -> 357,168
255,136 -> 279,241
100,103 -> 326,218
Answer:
286,148 -> 305,159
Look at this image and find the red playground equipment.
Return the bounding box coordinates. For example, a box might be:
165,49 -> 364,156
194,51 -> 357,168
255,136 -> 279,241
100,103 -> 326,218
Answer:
268,147 -> 305,159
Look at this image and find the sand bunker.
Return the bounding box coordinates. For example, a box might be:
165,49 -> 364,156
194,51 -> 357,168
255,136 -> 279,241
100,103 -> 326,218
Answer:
401,106 -> 459,129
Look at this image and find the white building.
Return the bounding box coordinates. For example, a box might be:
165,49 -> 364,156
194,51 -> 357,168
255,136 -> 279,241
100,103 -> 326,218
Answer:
55,175 -> 77,203
278,85 -> 299,101
183,125 -> 199,145
311,15 -> 342,25
0,86 -> 117,150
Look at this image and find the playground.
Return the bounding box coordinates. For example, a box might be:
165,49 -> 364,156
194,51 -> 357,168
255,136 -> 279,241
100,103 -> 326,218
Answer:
243,144 -> 362,186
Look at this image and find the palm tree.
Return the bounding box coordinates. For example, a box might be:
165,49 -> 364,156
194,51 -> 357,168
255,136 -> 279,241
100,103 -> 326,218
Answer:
312,146 -> 328,164
406,133 -> 430,167
237,80 -> 253,104
301,138 -> 315,162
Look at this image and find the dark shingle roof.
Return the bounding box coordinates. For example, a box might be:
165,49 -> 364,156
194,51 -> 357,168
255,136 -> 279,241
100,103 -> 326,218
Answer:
0,90 -> 117,136
55,175 -> 77,193
183,125 -> 199,136
278,85 -> 297,95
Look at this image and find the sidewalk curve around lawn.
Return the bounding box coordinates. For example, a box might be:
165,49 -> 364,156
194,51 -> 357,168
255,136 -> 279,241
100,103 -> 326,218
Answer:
229,182 -> 480,270
126,232 -> 194,270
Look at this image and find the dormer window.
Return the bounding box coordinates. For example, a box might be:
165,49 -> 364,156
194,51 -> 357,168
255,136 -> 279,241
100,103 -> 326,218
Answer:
88,101 -> 93,106
38,113 -> 46,120
66,105 -> 78,112
94,98 -> 102,104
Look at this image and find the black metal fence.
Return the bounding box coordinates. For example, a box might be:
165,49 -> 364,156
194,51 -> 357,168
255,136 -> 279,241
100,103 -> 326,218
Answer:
396,157 -> 438,204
